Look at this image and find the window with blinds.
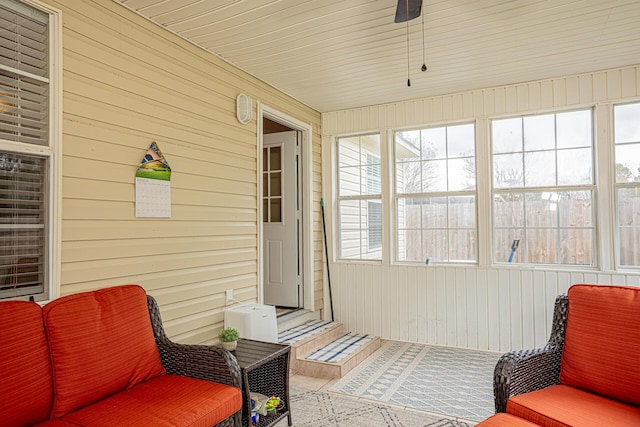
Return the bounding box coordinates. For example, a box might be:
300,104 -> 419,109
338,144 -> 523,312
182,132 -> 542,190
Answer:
0,0 -> 50,300
0,1 -> 49,146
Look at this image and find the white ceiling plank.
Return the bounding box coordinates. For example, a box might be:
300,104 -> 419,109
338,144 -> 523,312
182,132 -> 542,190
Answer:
113,0 -> 640,112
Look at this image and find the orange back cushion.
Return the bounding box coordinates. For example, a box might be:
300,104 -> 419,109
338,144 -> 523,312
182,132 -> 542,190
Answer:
43,285 -> 165,417
0,301 -> 53,427
559,284 -> 640,406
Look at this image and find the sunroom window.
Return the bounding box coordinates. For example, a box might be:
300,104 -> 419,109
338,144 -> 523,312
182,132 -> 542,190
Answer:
491,109 -> 595,265
613,102 -> 640,267
395,123 -> 477,263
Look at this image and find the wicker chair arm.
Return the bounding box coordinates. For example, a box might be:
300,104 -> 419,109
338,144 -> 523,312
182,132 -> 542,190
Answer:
493,293 -> 568,413
493,345 -> 562,412
147,295 -> 241,427
146,295 -> 242,389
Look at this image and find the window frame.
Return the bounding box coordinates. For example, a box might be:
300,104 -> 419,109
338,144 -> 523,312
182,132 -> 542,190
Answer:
393,121 -> 478,265
489,108 -> 597,267
0,0 -> 61,302
612,101 -> 640,268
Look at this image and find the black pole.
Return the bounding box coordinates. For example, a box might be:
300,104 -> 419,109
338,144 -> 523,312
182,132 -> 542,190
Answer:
320,198 -> 335,321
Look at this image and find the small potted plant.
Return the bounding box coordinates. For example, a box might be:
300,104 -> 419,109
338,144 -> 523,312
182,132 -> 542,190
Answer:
218,327 -> 240,351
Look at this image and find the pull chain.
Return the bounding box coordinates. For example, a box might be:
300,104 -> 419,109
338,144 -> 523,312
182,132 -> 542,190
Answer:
406,0 -> 411,86
421,8 -> 427,72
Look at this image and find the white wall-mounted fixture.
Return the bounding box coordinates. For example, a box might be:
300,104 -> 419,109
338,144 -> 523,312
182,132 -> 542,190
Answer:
236,93 -> 253,124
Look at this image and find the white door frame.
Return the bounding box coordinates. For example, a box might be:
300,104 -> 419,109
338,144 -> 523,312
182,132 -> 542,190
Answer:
257,103 -> 315,311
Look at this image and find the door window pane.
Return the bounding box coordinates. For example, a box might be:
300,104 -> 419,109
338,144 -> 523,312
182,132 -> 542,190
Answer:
263,146 -> 283,223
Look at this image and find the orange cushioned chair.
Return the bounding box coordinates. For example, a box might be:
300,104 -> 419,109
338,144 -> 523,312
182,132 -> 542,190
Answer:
487,284 -> 640,427
1,284 -> 243,427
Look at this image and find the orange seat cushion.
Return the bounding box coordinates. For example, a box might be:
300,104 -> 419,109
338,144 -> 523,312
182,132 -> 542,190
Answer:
33,421 -> 80,427
43,285 -> 165,418
61,374 -> 242,427
507,384 -> 640,427
559,284 -> 640,406
0,301 -> 53,427
475,413 -> 540,426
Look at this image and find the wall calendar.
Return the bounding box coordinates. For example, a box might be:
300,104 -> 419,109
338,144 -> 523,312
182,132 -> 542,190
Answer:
135,141 -> 171,218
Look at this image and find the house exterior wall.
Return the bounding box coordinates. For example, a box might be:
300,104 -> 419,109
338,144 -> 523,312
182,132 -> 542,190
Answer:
322,65 -> 640,352
45,0 -> 322,344
337,135 -> 382,260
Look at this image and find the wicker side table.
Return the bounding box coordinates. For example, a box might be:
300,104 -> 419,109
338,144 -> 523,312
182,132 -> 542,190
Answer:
231,339 -> 292,427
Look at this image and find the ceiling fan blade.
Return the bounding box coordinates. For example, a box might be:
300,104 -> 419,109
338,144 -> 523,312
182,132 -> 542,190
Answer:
394,0 -> 422,23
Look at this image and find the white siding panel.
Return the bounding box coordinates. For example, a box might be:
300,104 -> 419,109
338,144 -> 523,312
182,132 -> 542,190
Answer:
620,68 -> 637,98
416,267 -> 428,343
520,270 -> 534,350
486,269 -> 500,350
454,268 -> 471,347
607,70 -> 622,100
593,71 -> 608,101
553,79 -> 566,107
425,266 -> 437,343
539,80 -> 553,108
331,264 -> 640,352
505,86 -> 517,113
528,82 -> 541,111
532,270 -> 548,347
380,264 -> 392,338
566,77 -> 580,106
579,74 -> 594,104
475,268 -> 489,350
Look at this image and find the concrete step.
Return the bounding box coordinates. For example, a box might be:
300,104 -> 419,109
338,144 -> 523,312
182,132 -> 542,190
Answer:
293,333 -> 381,379
276,309 -> 321,334
279,320 -> 344,368
279,319 -> 381,379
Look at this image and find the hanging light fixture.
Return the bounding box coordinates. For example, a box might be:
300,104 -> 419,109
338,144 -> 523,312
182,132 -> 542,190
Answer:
394,0 -> 427,86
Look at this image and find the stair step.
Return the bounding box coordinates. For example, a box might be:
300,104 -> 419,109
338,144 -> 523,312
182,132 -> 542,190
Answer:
305,332 -> 373,363
277,309 -> 321,334
293,334 -> 381,379
279,320 -> 337,344
280,321 -> 345,369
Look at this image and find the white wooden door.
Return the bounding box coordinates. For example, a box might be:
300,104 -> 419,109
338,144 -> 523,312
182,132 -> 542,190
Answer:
263,131 -> 300,307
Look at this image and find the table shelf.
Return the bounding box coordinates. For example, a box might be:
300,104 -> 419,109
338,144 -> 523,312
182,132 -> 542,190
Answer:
231,339 -> 292,427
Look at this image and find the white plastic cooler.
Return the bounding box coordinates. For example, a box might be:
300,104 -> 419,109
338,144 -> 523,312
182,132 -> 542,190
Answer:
223,303 -> 278,343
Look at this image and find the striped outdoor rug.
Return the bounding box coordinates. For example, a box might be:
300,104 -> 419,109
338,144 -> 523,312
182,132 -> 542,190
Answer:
329,340 -> 500,422
278,320 -> 334,344
305,333 -> 373,363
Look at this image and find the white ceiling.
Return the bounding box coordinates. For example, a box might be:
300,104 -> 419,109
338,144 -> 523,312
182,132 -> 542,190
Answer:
114,0 -> 640,112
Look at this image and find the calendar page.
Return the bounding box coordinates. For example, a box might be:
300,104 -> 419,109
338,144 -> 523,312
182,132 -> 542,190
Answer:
136,177 -> 171,217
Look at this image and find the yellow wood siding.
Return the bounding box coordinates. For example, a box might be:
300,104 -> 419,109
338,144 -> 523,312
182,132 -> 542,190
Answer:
45,0 -> 322,344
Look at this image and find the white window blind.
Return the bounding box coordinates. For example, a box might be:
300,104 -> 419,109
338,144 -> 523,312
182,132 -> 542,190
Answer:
0,0 -> 49,146
0,152 -> 47,298
0,0 -> 50,300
